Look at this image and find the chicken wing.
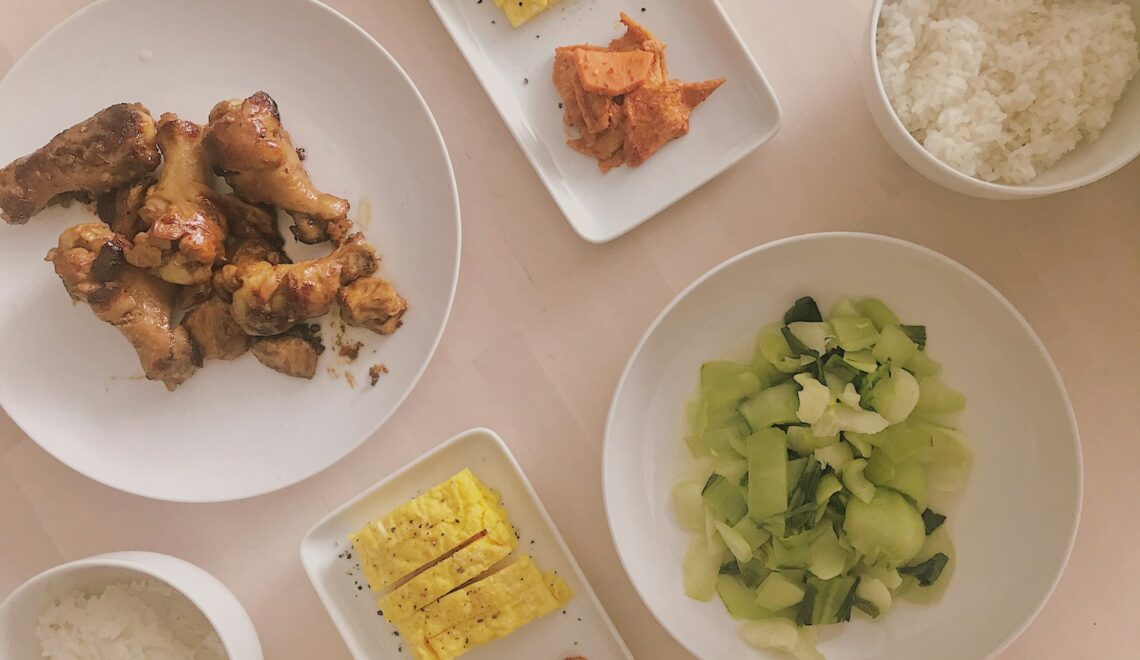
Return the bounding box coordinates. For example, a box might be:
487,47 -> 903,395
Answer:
338,276 -> 407,335
126,115 -> 227,286
230,233 -> 377,336
47,223 -> 199,390
204,91 -> 350,244
0,103 -> 160,224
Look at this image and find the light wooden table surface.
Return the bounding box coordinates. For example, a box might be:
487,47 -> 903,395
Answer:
1,1 -> 1137,658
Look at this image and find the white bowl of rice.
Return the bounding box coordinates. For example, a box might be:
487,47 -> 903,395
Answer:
865,0 -> 1140,198
0,551 -> 262,660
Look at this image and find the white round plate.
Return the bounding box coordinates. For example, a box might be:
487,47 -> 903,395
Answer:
0,0 -> 460,501
604,233 -> 1081,659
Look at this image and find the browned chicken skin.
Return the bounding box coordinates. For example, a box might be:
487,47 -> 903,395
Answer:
0,103 -> 161,224
339,276 -> 408,335
204,91 -> 350,244
127,115 -> 227,286
229,233 -> 377,336
47,223 -> 199,390
96,175 -> 154,238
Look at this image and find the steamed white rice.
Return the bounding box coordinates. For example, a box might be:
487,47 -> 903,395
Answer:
36,580 -> 227,660
877,0 -> 1140,184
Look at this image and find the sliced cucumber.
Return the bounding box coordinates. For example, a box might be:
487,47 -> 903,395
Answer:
798,575 -> 859,626
701,361 -> 752,393
870,366 -> 920,425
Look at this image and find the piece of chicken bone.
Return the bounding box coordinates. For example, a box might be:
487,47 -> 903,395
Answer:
47,223 -> 200,390
126,114 -> 227,286
0,103 -> 161,224
204,91 -> 350,244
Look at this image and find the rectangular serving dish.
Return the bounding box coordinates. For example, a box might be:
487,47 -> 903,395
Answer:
300,427 -> 632,659
429,0 -> 781,242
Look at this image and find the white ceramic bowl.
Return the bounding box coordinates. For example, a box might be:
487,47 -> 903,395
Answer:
0,551 -> 261,659
604,233 -> 1082,659
862,0 -> 1140,199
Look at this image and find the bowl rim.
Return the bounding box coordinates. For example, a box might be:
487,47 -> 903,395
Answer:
0,0 -> 463,503
602,231 -> 1084,659
866,0 -> 1140,196
0,551 -> 254,657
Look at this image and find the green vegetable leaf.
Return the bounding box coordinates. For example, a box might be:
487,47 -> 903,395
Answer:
857,359 -> 891,410
854,599 -> 880,619
899,553 -> 950,587
823,352 -> 859,382
784,297 -> 823,324
899,325 -> 927,350
781,326 -> 818,358
921,509 -> 947,535
797,576 -> 859,625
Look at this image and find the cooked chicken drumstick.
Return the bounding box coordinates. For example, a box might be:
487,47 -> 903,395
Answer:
229,232 -> 377,336
204,91 -> 350,244
0,103 -> 161,224
126,115 -> 227,286
339,277 -> 408,335
47,223 -> 199,390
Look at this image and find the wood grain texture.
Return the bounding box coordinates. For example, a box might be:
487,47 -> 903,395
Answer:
0,0 -> 1137,658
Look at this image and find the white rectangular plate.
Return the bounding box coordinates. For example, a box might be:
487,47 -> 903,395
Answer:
429,0 -> 781,242
300,427 -> 632,660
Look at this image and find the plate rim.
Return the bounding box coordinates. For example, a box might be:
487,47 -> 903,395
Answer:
0,0 -> 463,503
299,426 -> 634,660
601,231 -> 1083,659
427,0 -> 783,243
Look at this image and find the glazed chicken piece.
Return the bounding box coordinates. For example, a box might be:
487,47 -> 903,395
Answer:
250,324 -> 325,379
47,223 -> 199,390
126,115 -> 227,286
204,91 -> 350,244
0,103 -> 161,224
96,175 -> 154,238
229,233 -> 377,336
182,299 -> 249,361
338,276 -> 407,335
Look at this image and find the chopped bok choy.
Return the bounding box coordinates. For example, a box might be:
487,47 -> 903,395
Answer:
674,295 -> 971,658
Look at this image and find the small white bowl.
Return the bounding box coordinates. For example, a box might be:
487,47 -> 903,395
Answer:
0,551 -> 262,659
862,0 -> 1140,199
604,233 -> 1082,659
